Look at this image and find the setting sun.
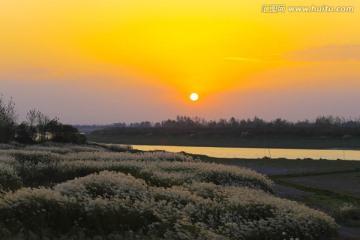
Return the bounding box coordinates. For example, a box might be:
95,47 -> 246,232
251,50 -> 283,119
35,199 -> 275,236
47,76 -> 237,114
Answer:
190,93 -> 199,101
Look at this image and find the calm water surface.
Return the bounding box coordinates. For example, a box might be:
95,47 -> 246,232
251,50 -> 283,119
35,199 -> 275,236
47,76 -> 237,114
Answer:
132,145 -> 360,161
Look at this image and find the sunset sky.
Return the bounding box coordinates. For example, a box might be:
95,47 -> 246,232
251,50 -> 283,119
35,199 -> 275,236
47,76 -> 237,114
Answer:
1,0 -> 360,124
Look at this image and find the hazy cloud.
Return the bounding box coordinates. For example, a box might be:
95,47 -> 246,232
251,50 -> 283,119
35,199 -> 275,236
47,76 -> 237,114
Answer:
224,57 -> 281,63
284,45 -> 360,62
224,57 -> 262,62
13,69 -> 54,75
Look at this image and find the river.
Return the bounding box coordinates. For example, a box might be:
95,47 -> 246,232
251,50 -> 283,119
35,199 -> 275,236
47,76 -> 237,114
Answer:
132,145 -> 360,160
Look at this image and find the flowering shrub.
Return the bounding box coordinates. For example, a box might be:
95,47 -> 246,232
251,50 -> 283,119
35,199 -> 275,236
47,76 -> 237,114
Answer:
1,148 -> 272,191
0,144 -> 18,150
0,171 -> 338,239
54,170 -> 151,200
332,203 -> 360,227
0,145 -> 339,239
0,161 -> 22,192
56,160 -> 273,192
63,150 -> 197,162
90,142 -> 134,152
23,143 -> 104,154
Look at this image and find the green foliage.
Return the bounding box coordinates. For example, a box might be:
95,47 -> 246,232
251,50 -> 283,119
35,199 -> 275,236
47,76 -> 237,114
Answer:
15,122 -> 33,144
48,120 -> 86,144
0,163 -> 22,192
0,188 -> 82,237
92,143 -> 134,152
0,171 -> 338,239
332,203 -> 360,227
89,115 -> 360,147
15,114 -> 86,144
11,152 -> 61,187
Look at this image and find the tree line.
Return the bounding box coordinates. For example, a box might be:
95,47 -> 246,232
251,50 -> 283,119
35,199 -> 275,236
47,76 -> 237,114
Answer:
89,115 -> 360,139
0,94 -> 85,144
83,115 -> 360,129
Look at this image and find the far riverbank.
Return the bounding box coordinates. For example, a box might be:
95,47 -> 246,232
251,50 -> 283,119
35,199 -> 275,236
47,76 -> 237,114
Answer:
88,133 -> 360,150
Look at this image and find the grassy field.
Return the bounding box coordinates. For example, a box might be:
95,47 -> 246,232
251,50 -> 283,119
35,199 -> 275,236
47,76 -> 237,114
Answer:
0,143 -> 340,239
198,156 -> 360,175
201,155 -> 360,239
283,172 -> 360,197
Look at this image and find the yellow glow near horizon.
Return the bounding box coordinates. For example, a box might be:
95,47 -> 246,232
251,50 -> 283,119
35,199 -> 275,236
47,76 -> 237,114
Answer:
1,0 -> 360,103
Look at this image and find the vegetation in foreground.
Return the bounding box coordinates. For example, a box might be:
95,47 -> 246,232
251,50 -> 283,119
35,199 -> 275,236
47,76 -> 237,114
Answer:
203,155 -> 360,239
0,143 -> 338,239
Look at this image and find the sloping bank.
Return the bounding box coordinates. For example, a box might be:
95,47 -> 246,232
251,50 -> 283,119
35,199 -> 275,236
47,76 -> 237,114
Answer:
0,144 -> 338,239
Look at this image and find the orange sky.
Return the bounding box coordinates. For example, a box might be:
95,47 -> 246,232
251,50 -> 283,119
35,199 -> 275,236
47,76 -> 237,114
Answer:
1,0 -> 360,124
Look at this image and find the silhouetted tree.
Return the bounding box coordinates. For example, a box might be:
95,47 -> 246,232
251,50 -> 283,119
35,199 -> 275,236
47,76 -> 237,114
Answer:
15,109 -> 86,144
15,122 -> 33,144
0,94 -> 17,143
22,109 -> 51,142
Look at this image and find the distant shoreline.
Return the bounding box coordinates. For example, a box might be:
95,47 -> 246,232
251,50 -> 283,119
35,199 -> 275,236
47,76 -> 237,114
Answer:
128,143 -> 360,151
87,134 -> 360,150
138,144 -> 360,151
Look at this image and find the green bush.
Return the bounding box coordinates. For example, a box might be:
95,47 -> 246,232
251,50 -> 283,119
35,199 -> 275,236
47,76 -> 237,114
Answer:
0,171 -> 338,239
0,162 -> 22,192
0,146 -> 339,239
332,203 -> 360,227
